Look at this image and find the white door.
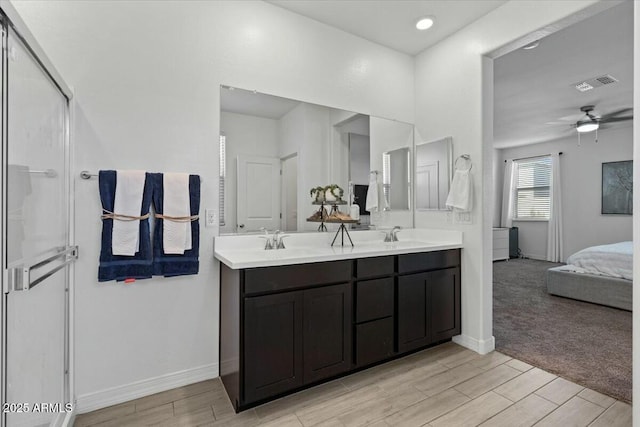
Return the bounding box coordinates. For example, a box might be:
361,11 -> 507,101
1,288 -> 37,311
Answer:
416,162 -> 439,209
237,155 -> 281,232
2,26 -> 73,427
281,155 -> 298,232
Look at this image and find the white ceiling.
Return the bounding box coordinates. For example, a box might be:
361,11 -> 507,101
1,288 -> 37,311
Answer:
220,86 -> 301,119
267,0 -> 508,55
494,1 -> 633,149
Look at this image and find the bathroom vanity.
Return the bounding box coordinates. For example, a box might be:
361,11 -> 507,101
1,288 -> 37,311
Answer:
215,230 -> 463,412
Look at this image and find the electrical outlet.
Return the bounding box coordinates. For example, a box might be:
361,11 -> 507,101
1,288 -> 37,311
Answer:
205,209 -> 216,227
455,211 -> 472,224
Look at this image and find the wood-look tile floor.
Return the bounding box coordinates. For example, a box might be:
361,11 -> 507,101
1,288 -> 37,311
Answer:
73,342 -> 632,427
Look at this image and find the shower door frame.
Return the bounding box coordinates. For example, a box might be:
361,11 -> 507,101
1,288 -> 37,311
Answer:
0,2 -> 75,426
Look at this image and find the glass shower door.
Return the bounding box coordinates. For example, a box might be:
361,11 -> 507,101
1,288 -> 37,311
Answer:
3,24 -> 71,427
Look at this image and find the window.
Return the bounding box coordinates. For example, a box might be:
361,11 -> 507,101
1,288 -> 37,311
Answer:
514,155 -> 551,220
219,134 -> 226,226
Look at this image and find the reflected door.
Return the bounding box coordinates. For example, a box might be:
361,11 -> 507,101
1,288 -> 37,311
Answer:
237,155 -> 281,232
3,25 -> 71,427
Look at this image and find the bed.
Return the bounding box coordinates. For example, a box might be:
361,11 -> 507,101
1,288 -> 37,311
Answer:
546,241 -> 632,311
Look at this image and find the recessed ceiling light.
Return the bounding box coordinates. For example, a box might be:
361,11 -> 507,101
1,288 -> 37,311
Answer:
416,17 -> 435,31
522,40 -> 540,50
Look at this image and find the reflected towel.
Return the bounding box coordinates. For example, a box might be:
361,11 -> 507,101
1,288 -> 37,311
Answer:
163,173 -> 191,254
112,170 -> 146,256
365,174 -> 379,212
98,170 -> 153,282
151,173 -> 200,277
445,169 -> 473,211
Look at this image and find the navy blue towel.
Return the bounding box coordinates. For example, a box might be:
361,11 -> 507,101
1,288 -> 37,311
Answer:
98,170 -> 153,282
150,173 -> 201,277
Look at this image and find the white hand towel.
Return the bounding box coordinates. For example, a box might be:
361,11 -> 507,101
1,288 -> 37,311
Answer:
445,169 -> 473,212
365,174 -> 379,212
112,170 -> 146,256
163,173 -> 191,254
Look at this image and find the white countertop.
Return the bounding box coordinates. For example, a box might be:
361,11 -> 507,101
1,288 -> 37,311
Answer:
214,228 -> 463,269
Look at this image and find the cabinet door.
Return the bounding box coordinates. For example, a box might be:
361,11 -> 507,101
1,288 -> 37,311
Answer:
244,291 -> 303,404
303,283 -> 352,383
429,267 -> 461,342
355,317 -> 394,367
397,273 -> 430,353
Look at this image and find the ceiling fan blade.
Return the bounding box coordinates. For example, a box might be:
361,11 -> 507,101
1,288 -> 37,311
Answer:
555,113 -> 584,122
545,121 -> 574,127
601,116 -> 633,123
600,108 -> 633,120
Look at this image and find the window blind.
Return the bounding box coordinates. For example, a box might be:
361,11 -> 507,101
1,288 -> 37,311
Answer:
515,156 -> 551,219
219,134 -> 226,226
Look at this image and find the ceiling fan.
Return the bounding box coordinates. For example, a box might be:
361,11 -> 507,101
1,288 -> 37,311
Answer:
572,105 -> 633,133
546,105 -> 633,144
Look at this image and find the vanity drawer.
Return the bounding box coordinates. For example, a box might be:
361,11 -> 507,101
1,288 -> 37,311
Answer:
356,256 -> 394,279
356,278 -> 394,322
355,317 -> 394,367
398,249 -> 460,274
244,260 -> 352,295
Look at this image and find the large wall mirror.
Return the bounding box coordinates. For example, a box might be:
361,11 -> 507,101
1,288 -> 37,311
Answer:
219,85 -> 414,234
415,137 -> 452,210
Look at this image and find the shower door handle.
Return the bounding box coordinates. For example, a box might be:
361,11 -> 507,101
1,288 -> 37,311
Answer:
7,245 -> 78,292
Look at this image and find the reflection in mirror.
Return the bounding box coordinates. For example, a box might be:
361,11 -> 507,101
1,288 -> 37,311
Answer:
219,86 -> 373,234
382,147 -> 411,211
415,137 -> 452,210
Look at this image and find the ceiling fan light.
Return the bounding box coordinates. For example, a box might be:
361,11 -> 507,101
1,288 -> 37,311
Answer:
416,17 -> 435,30
576,121 -> 599,133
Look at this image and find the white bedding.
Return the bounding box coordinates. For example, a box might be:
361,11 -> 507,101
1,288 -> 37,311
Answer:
561,241 -> 633,281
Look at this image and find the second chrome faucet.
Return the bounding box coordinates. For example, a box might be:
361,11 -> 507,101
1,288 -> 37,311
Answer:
260,229 -> 288,250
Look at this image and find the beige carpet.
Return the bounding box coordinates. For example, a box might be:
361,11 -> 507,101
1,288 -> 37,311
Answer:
493,258 -> 632,402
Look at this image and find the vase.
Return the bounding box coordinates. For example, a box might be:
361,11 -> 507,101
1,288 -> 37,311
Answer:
325,191 -> 337,202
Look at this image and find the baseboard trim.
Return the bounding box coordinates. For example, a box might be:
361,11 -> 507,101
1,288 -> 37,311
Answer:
453,334 -> 495,355
523,253 -> 546,261
76,363 -> 219,414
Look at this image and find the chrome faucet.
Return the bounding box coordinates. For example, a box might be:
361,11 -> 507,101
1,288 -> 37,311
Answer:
383,226 -> 402,242
260,228 -> 273,250
260,229 -> 289,250
272,230 -> 281,249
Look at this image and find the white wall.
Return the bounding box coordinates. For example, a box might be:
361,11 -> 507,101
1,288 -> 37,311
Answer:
498,126 -> 633,261
492,148 -> 502,227
349,134 -> 370,185
414,0 -> 604,354
12,0 -> 414,411
220,111 -> 279,234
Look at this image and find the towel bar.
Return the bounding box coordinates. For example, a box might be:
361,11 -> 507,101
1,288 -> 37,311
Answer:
25,168 -> 58,178
8,245 -> 78,291
81,171 -> 203,182
80,170 -> 97,179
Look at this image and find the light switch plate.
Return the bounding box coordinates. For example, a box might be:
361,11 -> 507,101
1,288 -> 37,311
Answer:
205,209 -> 216,227
455,211 -> 472,224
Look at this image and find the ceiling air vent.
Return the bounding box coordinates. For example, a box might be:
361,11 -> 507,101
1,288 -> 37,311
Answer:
574,74 -> 619,92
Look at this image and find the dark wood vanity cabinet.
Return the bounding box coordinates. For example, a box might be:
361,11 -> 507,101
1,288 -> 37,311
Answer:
354,257 -> 395,367
244,291 -> 303,403
243,282 -> 351,403
303,283 -> 352,383
397,250 -> 461,353
220,249 -> 461,412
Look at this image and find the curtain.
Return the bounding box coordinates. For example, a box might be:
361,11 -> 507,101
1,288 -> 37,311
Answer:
501,160 -> 516,228
546,153 -> 563,262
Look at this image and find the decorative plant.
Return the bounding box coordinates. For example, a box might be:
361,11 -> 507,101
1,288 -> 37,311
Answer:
310,186 -> 325,202
324,184 -> 344,200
